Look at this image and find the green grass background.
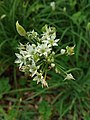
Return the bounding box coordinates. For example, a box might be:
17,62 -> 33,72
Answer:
0,0 -> 90,120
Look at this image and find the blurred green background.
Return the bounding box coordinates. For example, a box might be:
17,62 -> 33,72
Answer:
0,0 -> 90,120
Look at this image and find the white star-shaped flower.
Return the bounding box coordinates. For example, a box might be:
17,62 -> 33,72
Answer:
37,43 -> 51,57
29,62 -> 39,77
65,73 -> 75,80
33,72 -> 48,87
15,53 -> 26,69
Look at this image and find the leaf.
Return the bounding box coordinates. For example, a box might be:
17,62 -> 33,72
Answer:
71,11 -> 85,24
16,21 -> 26,36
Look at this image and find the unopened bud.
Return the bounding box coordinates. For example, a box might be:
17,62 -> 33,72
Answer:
51,63 -> 55,67
50,2 -> 55,11
61,49 -> 66,55
66,46 -> 75,55
16,21 -> 26,36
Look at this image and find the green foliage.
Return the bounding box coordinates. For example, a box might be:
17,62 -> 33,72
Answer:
0,106 -> 19,120
71,11 -> 85,25
39,101 -> 52,120
0,77 -> 11,99
0,0 -> 90,119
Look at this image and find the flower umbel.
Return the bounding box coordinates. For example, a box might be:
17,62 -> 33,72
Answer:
15,23 -> 75,87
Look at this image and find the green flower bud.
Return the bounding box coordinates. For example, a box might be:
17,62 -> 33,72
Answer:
16,21 -> 26,36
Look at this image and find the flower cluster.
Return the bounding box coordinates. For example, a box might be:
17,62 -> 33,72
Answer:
15,23 -> 60,87
15,21 -> 75,87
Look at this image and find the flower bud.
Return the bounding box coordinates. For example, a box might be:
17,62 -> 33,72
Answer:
61,49 -> 66,55
51,63 -> 55,67
16,21 -> 26,36
55,68 -> 61,74
66,46 -> 75,55
50,2 -> 55,11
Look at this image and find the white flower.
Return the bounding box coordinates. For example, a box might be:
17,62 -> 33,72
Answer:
42,31 -> 59,47
26,44 -> 35,57
50,2 -> 55,11
29,62 -> 39,77
33,72 -> 48,87
37,43 -> 51,57
42,37 -> 59,47
15,53 -> 26,68
42,25 -> 56,39
49,39 -> 59,47
25,43 -> 39,62
51,32 -> 56,39
42,79 -> 48,88
43,38 -> 59,47
33,73 -> 43,83
61,49 -> 66,55
64,73 -> 75,80
42,32 -> 56,40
